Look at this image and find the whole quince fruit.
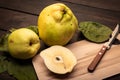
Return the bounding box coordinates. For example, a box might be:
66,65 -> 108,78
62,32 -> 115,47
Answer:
8,28 -> 40,59
38,3 -> 78,46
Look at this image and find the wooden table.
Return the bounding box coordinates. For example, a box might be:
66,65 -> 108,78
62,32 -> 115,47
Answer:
0,0 -> 120,80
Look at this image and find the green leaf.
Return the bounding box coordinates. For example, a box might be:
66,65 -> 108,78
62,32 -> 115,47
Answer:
0,55 -> 37,80
27,25 -> 39,35
9,28 -> 17,32
9,25 -> 39,35
7,59 -> 37,80
0,34 -> 9,52
79,21 -> 112,43
0,55 -> 8,73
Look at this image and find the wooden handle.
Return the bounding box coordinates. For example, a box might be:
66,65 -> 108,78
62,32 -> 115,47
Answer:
88,45 -> 107,72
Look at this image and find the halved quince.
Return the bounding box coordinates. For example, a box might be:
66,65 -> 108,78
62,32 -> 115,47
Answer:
40,45 -> 77,74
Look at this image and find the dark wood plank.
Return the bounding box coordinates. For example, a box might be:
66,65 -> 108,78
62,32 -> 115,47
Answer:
0,0 -> 120,30
60,0 -> 120,11
0,0 -> 60,15
67,4 -> 120,29
0,30 -> 7,38
0,8 -> 38,31
1,0 -> 120,13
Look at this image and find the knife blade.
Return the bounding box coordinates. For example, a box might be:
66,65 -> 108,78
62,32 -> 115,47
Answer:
88,24 -> 119,72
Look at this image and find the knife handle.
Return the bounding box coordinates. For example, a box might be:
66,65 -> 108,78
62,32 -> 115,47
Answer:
88,45 -> 107,72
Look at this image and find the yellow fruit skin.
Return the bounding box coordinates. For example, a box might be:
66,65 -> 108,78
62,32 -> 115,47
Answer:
8,28 -> 40,59
38,3 -> 78,46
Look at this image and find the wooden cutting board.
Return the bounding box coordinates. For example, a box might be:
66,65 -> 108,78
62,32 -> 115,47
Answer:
32,34 -> 120,80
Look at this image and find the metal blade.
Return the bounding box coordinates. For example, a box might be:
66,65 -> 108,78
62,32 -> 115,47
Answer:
105,24 -> 119,48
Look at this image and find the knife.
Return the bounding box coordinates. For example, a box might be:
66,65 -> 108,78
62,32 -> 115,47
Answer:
88,24 -> 119,72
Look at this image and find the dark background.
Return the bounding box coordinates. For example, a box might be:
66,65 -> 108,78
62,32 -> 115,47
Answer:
0,0 -> 120,80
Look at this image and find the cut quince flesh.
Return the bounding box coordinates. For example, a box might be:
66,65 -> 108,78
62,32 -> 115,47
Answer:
40,45 -> 77,74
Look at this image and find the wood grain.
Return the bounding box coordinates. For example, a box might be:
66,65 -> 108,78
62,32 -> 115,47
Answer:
0,0 -> 59,15
0,0 -> 120,30
32,34 -> 120,80
60,0 -> 120,11
0,8 -> 37,31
